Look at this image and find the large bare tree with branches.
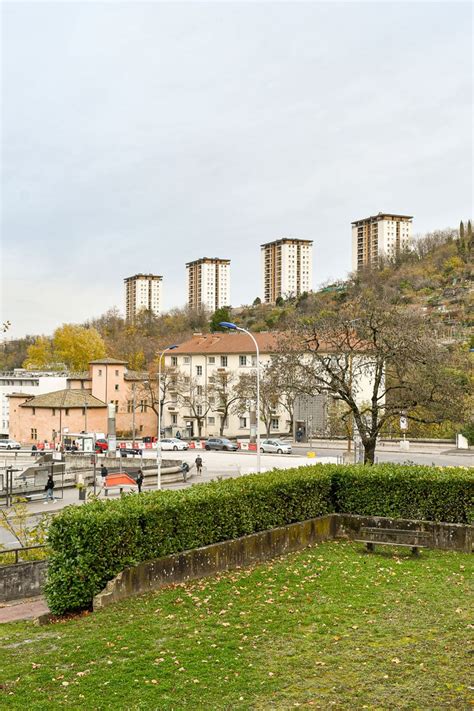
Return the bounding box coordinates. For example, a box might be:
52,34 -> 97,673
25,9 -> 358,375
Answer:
286,287 -> 469,464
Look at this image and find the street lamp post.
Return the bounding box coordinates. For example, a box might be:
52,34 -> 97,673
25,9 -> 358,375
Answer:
157,345 -> 178,490
219,322 -> 261,473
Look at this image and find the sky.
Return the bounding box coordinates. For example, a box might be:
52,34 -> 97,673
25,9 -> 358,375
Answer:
1,0 -> 472,339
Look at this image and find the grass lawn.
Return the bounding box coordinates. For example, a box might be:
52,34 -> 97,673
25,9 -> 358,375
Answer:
0,541 -> 472,710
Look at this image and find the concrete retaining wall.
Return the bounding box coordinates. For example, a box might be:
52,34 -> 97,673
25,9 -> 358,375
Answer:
93,514 -> 472,611
93,515 -> 335,610
333,514 -> 473,553
0,560 -> 48,602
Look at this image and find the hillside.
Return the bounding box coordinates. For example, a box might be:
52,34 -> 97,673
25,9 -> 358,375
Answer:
1,225 -> 472,371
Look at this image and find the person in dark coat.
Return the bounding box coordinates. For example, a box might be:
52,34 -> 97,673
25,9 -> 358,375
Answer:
44,474 -> 55,503
195,455 -> 203,475
136,469 -> 144,493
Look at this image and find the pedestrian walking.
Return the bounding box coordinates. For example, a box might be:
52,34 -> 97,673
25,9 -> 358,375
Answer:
181,461 -> 190,482
195,455 -> 203,475
100,464 -> 108,489
136,469 -> 144,493
44,473 -> 55,504
31,444 -> 37,457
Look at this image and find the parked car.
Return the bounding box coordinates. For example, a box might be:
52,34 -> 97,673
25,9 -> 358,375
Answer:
204,437 -> 238,452
95,438 -> 108,452
159,438 -> 189,451
120,446 -> 142,457
0,439 -> 21,450
260,439 -> 292,454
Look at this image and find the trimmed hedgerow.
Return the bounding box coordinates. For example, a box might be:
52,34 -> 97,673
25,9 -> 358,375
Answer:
45,465 -> 333,615
330,463 -> 473,525
45,463 -> 473,615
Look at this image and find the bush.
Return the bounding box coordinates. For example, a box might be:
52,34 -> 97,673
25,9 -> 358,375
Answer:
45,466 -> 333,614
45,463 -> 473,615
330,464 -> 473,525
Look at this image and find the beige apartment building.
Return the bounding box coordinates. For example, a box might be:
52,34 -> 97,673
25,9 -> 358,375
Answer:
186,257 -> 230,311
351,213 -> 413,271
163,332 -> 378,439
8,358 -> 157,444
124,274 -> 163,323
261,238 -> 313,304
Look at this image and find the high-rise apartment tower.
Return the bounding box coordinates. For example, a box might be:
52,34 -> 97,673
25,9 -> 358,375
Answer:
186,258 -> 231,311
351,213 -> 413,271
261,238 -> 313,304
124,274 -> 163,323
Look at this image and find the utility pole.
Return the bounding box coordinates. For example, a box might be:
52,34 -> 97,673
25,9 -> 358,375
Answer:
132,383 -> 136,444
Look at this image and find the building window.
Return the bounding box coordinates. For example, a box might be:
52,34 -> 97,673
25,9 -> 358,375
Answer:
208,416 -> 215,425
82,408 -> 86,415
32,408 -> 36,416
197,385 -> 203,395
239,356 -> 247,367
115,369 -> 119,376
127,400 -> 133,413
171,414 -> 178,424
139,425 -> 143,433
171,356 -> 178,366
140,400 -> 147,413
31,428 -> 37,440
196,405 -> 203,416
239,417 -> 247,428
52,408 -> 56,416
208,357 -> 215,364
252,355 -> 257,367
271,418 -> 279,430
183,356 -> 190,364
220,356 -> 227,367
115,384 -> 119,391
114,400 -> 119,410
98,369 -> 102,376
196,365 -> 203,376
65,409 -> 69,416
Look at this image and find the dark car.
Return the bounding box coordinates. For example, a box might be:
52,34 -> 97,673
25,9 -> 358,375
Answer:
120,446 -> 142,457
204,437 -> 238,452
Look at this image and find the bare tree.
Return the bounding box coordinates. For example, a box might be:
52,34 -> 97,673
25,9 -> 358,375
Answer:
287,288 -> 468,464
208,369 -> 241,436
233,366 -> 281,437
177,376 -> 211,438
133,365 -> 179,429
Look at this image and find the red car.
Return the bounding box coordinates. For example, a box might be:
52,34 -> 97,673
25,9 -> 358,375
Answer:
95,438 -> 108,452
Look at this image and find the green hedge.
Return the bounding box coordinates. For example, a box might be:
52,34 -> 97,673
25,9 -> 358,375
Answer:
45,463 -> 473,615
45,466 -> 333,615
330,464 -> 473,524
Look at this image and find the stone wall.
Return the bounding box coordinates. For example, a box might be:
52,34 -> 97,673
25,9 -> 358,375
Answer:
93,515 -> 335,610
93,514 -> 473,611
333,514 -> 473,553
0,560 -> 48,602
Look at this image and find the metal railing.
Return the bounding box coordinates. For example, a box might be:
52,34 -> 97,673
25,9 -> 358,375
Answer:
0,544 -> 47,564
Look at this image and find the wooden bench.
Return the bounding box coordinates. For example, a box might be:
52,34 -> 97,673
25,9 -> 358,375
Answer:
355,527 -> 432,555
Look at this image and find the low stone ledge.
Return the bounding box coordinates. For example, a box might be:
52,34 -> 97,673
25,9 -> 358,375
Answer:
93,515 -> 335,610
0,560 -> 49,603
93,513 -> 472,611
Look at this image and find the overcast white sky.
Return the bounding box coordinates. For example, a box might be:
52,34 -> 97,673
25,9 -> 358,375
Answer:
1,1 -> 472,339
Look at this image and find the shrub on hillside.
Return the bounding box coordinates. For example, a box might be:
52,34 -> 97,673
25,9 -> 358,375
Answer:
45,466 -> 333,615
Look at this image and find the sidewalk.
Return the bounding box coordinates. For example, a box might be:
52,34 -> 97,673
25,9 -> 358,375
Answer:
0,596 -> 49,624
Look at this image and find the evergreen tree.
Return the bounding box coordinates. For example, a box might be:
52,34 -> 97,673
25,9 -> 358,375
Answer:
209,306 -> 232,332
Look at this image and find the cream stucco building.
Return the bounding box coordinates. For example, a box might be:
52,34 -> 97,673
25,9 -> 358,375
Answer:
163,332 -> 378,440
